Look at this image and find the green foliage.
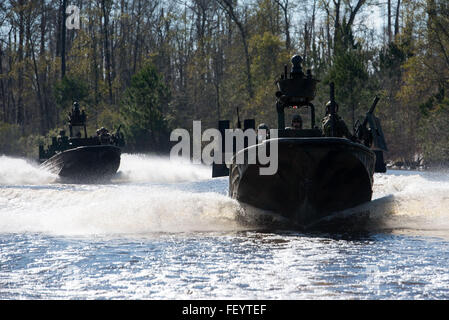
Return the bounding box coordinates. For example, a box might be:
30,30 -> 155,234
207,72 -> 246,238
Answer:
247,32 -> 290,127
324,48 -> 369,128
334,19 -> 358,53
378,42 -> 407,80
120,62 -> 171,152
250,32 -> 289,86
418,99 -> 449,164
0,122 -> 23,156
0,122 -> 46,158
54,75 -> 89,110
94,108 -> 122,134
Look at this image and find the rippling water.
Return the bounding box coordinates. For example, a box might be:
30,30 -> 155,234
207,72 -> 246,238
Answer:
1,154 -> 449,299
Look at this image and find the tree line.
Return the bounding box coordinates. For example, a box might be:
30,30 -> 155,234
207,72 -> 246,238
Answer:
0,0 -> 448,167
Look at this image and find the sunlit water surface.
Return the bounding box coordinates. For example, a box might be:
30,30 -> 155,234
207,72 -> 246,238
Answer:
1,154 -> 449,299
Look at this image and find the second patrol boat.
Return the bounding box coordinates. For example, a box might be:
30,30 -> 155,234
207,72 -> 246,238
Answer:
213,55 -> 388,229
39,102 -> 125,182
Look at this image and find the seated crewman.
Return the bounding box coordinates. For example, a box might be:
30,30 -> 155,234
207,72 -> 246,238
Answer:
286,114 -> 303,130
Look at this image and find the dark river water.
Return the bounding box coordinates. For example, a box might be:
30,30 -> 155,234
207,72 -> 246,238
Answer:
1,154 -> 449,299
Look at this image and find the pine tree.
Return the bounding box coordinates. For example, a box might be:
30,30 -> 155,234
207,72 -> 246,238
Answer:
120,62 -> 171,152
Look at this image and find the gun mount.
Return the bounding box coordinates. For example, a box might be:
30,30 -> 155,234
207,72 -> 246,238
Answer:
354,96 -> 388,172
275,55 -> 319,130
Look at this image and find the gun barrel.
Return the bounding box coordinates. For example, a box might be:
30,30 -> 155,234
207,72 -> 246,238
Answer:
362,96 -> 380,127
368,96 -> 380,114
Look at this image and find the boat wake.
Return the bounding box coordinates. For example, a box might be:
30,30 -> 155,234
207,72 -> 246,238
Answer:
2,153 -> 449,237
114,154 -> 211,184
0,154 -> 210,185
0,155 -> 57,185
307,171 -> 449,236
370,171 -> 449,235
0,184 -> 244,236
0,154 -> 237,236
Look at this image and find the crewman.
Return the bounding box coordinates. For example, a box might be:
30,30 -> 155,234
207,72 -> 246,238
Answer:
57,130 -> 69,150
285,114 -> 303,130
73,101 -> 80,112
291,114 -> 303,130
97,127 -> 111,144
68,101 -> 82,124
72,102 -> 81,120
322,101 -> 353,139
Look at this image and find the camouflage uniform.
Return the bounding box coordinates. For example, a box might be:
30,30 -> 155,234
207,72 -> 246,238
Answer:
322,114 -> 351,138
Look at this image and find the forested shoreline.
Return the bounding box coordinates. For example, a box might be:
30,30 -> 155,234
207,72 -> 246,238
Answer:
0,0 -> 448,167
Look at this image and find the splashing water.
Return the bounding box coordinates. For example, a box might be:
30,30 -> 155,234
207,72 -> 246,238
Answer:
0,156 -> 57,185
4,156 -> 449,301
114,154 -> 211,183
0,154 -> 242,236
314,170 -> 449,235
0,184 -> 244,236
0,154 -> 210,185
2,152 -> 449,237
369,171 -> 449,233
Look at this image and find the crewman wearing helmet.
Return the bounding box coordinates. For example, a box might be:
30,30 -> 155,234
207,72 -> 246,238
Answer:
291,114 -> 303,130
322,101 -> 353,139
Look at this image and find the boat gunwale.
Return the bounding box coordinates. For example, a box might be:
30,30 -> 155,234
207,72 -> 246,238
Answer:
233,136 -> 375,161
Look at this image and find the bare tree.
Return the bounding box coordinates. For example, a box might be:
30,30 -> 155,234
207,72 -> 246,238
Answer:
394,0 -> 401,38
216,0 -> 254,98
274,0 -> 291,50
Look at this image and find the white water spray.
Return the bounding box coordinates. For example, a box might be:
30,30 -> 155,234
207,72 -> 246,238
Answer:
0,156 -> 57,185
0,185 -> 244,235
2,153 -> 449,236
318,171 -> 449,234
369,171 -> 449,232
0,154 -> 211,185
0,154 -> 242,235
115,154 -> 211,183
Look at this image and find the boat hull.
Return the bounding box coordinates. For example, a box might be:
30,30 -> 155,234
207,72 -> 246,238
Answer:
229,137 -> 375,227
40,145 -> 121,182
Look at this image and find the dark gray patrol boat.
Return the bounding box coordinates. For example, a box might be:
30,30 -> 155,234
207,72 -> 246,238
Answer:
213,55 -> 388,228
39,103 -> 125,182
